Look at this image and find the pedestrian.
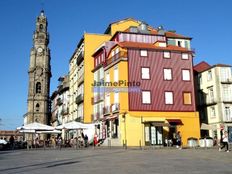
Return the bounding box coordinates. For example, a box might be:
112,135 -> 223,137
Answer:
51,136 -> 56,149
9,135 -> 15,150
93,134 -> 98,147
220,127 -> 224,145
84,134 -> 88,147
176,131 -> 182,149
219,131 -> 229,152
57,136 -> 62,150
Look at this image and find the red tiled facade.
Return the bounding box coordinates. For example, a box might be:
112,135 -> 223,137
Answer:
127,49 -> 196,111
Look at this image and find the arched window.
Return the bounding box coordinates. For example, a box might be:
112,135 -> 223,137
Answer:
36,82 -> 41,94
39,24 -> 43,31
36,103 -> 40,112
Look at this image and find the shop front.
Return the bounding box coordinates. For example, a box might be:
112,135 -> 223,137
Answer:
143,121 -> 169,146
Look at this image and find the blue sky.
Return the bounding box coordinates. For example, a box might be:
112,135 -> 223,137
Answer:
0,0 -> 232,130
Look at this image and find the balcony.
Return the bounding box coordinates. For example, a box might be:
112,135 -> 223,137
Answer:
112,103 -> 120,113
221,78 -> 232,84
103,106 -> 111,115
206,98 -> 217,105
77,75 -> 84,87
76,52 -> 84,65
223,98 -> 232,103
75,94 -> 84,105
56,98 -> 63,106
105,51 -> 127,67
61,107 -> 69,116
92,112 -> 100,121
92,94 -> 104,105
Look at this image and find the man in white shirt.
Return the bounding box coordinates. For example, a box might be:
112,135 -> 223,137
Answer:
219,131 -> 229,152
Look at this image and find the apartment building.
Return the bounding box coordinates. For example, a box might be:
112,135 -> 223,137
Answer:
50,75 -> 69,127
194,61 -> 232,141
92,19 -> 200,146
69,34 -> 111,124
68,18 -> 141,124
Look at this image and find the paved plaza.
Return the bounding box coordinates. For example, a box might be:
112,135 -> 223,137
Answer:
0,147 -> 232,174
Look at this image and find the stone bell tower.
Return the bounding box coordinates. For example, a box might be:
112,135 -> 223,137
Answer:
26,10 -> 51,125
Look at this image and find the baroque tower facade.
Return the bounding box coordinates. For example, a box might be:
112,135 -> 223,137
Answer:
26,10 -> 51,125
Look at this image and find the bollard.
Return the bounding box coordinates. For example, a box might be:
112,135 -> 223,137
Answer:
139,140 -> 142,150
108,139 -> 111,149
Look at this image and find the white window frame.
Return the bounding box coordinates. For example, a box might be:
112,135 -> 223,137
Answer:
142,91 -> 151,104
164,68 -> 172,80
223,86 -> 232,102
225,106 -> 231,121
207,70 -> 212,81
105,93 -> 110,106
115,48 -> 119,54
210,107 -> 216,118
111,50 -> 115,57
221,67 -> 231,82
141,67 -> 150,79
140,50 -> 147,57
114,91 -> 119,104
182,53 -> 189,60
165,91 -> 173,105
163,51 -> 170,59
105,71 -> 110,82
182,69 -> 190,81
114,66 -> 118,82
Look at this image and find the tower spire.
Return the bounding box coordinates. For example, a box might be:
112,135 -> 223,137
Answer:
40,0 -> 45,13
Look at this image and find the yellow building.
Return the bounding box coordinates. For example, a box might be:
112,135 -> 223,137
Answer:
92,19 -> 200,146
69,34 -> 111,124
69,18 -> 142,124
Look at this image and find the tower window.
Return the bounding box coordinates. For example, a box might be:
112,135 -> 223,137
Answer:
39,24 -> 43,30
36,82 -> 42,93
36,103 -> 40,112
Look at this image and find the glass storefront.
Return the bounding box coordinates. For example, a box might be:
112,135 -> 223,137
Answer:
144,123 -> 163,145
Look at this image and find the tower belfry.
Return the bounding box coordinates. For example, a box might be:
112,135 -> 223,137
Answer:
26,10 -> 51,125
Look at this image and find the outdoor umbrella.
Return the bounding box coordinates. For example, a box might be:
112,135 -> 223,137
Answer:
36,130 -> 62,134
55,121 -> 88,130
17,122 -> 54,131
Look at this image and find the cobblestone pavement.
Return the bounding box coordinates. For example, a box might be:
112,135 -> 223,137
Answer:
0,147 -> 232,174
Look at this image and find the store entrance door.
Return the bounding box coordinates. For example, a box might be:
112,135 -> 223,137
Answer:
144,123 -> 163,145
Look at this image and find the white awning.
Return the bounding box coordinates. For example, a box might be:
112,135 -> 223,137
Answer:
55,121 -> 89,130
200,123 -> 216,130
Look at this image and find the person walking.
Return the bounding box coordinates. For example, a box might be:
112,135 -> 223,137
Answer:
84,134 -> 88,147
219,131 -> 229,152
176,131 -> 182,149
9,135 -> 15,150
57,136 -> 62,150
